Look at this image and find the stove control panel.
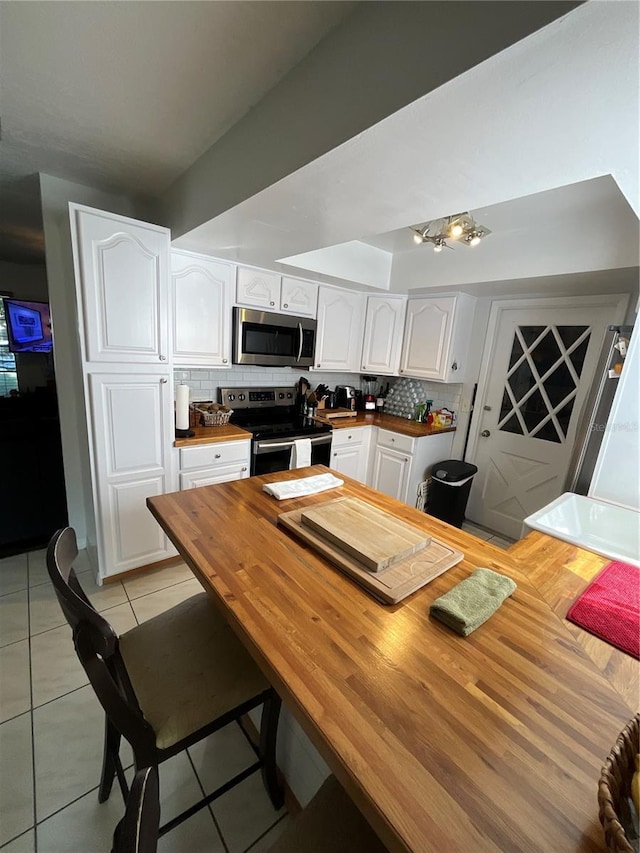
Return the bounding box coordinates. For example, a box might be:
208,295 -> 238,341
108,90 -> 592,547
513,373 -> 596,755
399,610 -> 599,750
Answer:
219,387 -> 295,409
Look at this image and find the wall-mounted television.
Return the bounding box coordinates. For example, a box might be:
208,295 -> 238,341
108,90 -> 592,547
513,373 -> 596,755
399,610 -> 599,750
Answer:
3,299 -> 53,353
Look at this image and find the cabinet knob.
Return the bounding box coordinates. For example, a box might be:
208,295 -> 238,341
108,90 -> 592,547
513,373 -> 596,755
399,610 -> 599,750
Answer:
348,435 -> 352,440
222,358 -> 228,364
159,355 -> 167,361
283,303 -> 288,308
269,301 -> 275,306
241,466 -> 247,472
391,437 -> 395,442
451,361 -> 458,371
333,452 -> 337,457
316,364 -> 320,368
215,453 -> 221,458
160,378 -> 167,384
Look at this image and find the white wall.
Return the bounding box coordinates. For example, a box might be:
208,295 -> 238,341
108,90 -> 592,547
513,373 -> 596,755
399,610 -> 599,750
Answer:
39,174 -> 138,549
589,324 -> 640,512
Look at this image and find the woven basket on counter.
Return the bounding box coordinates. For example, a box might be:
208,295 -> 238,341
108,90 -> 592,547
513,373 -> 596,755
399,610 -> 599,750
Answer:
598,714 -> 639,853
193,403 -> 233,427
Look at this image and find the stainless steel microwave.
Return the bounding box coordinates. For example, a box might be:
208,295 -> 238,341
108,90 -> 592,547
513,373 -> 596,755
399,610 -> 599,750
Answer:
232,307 -> 316,367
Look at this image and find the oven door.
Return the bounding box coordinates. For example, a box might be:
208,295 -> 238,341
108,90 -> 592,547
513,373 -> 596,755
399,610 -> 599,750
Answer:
252,433 -> 332,475
233,307 -> 315,367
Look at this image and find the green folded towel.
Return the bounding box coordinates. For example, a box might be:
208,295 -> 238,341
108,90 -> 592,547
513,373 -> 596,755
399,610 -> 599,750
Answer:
429,568 -> 517,636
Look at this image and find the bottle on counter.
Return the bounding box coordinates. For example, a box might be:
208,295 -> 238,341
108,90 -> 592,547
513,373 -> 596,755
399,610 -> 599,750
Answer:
376,385 -> 385,412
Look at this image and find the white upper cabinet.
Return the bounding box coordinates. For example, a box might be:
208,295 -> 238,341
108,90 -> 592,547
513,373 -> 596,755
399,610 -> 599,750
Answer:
280,277 -> 317,317
314,286 -> 365,372
70,206 -> 170,364
236,267 -> 281,310
399,294 -> 475,383
172,250 -> 232,367
236,267 -> 317,318
361,296 -> 406,375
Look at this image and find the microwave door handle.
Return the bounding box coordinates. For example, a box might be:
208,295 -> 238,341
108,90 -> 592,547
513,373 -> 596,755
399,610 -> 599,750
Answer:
297,322 -> 303,362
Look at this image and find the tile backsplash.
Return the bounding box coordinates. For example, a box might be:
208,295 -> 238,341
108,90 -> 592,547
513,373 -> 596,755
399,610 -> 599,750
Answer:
175,367 -> 462,417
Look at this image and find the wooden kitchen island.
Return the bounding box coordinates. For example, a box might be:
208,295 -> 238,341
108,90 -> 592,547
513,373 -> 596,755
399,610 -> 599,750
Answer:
147,467 -> 635,853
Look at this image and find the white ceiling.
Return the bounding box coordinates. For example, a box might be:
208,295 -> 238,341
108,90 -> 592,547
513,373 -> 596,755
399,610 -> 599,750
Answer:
175,2 -> 639,292
0,0 -> 355,262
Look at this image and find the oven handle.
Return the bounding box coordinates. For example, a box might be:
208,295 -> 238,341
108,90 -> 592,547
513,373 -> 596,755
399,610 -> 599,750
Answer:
253,434 -> 332,454
296,322 -> 303,363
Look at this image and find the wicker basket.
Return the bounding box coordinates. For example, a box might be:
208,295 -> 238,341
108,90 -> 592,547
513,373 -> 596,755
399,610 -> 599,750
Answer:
195,405 -> 233,427
598,714 -> 640,853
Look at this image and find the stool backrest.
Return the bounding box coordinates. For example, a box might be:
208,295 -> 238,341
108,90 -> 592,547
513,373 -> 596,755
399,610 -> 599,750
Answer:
112,766 -> 160,853
46,527 -> 155,757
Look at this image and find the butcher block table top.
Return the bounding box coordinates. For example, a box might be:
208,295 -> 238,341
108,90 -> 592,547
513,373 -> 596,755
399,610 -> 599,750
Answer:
147,467 -> 634,853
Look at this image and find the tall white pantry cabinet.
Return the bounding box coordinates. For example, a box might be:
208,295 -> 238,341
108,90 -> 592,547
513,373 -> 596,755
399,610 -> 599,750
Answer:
70,204 -> 177,578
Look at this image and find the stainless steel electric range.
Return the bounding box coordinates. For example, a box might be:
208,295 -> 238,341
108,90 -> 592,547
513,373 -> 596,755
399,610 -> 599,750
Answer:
219,386 -> 333,475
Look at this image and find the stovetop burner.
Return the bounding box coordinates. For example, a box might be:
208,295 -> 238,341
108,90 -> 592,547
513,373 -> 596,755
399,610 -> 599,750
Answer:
219,386 -> 332,441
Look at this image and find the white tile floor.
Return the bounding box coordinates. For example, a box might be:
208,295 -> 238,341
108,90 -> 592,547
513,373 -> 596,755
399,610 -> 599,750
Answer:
0,550 -> 289,853
460,521 -> 516,550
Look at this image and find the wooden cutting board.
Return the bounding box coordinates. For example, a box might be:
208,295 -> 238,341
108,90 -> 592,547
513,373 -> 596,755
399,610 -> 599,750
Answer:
314,408 -> 357,420
300,497 -> 430,572
278,507 -> 464,604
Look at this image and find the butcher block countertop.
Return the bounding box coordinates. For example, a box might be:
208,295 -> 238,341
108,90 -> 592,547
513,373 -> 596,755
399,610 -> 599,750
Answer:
509,530 -> 639,710
173,424 -> 251,447
147,467 -> 634,853
315,410 -> 456,437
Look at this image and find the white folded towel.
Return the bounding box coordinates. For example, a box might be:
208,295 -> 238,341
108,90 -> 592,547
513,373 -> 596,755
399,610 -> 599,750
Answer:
263,473 -> 344,500
289,438 -> 312,470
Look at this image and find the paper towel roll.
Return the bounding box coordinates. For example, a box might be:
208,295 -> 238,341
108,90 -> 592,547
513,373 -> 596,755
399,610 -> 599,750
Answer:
176,384 -> 190,431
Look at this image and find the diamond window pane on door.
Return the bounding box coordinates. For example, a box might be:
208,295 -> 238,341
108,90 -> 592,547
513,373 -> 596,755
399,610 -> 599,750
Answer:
498,324 -> 591,443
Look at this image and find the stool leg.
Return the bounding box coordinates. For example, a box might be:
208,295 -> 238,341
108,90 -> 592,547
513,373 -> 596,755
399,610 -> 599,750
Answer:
260,690 -> 283,809
99,717 -> 121,803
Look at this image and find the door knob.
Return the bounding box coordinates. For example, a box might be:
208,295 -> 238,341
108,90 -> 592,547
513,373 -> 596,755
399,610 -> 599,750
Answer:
481,429 -> 491,437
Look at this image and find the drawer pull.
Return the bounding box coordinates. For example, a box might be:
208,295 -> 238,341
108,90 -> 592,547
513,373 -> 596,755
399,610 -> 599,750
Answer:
241,466 -> 247,472
214,453 -> 221,459
283,303 -> 288,308
391,437 -> 395,442
270,301 -> 275,306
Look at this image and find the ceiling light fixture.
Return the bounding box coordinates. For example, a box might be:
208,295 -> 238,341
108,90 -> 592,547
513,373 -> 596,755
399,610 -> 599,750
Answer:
410,212 -> 491,253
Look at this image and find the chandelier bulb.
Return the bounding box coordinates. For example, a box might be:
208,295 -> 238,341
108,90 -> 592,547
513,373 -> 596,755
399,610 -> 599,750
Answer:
433,242 -> 443,253
413,232 -> 423,244
450,223 -> 463,238
469,232 -> 481,247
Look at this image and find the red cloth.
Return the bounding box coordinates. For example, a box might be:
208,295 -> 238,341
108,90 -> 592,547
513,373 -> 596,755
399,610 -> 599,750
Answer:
566,561 -> 640,659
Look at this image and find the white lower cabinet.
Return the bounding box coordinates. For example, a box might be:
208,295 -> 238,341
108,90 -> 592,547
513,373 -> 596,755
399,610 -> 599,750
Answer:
178,440 -> 251,490
88,372 -> 177,577
330,427 -> 372,483
371,429 -> 455,506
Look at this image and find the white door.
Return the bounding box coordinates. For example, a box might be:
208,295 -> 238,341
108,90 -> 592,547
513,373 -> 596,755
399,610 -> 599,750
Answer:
280,277 -> 317,317
70,206 -> 170,364
361,296 -> 406,375
399,297 -> 456,381
466,298 -> 627,539
371,446 -> 410,502
331,444 -> 368,482
315,287 -> 365,371
172,250 -> 232,367
89,372 -> 177,575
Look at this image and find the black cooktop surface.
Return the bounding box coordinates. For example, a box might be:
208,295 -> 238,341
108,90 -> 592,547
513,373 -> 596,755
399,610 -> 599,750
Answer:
231,405 -> 331,440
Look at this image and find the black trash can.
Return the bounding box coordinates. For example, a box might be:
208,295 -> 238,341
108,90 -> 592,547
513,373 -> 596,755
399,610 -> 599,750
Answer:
428,460 -> 478,528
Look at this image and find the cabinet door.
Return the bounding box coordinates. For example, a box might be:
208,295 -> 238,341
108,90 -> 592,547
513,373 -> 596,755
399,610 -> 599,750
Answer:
361,296 -> 406,375
315,287 -> 365,371
172,251 -> 232,367
70,206 -> 170,364
280,277 -> 317,318
89,372 -> 176,575
236,267 -> 281,309
180,464 -> 249,490
399,297 -> 456,381
371,445 -> 410,502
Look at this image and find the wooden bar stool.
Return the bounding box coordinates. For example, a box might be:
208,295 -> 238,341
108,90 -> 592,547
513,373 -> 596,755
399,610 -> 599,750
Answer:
47,527 -> 283,838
